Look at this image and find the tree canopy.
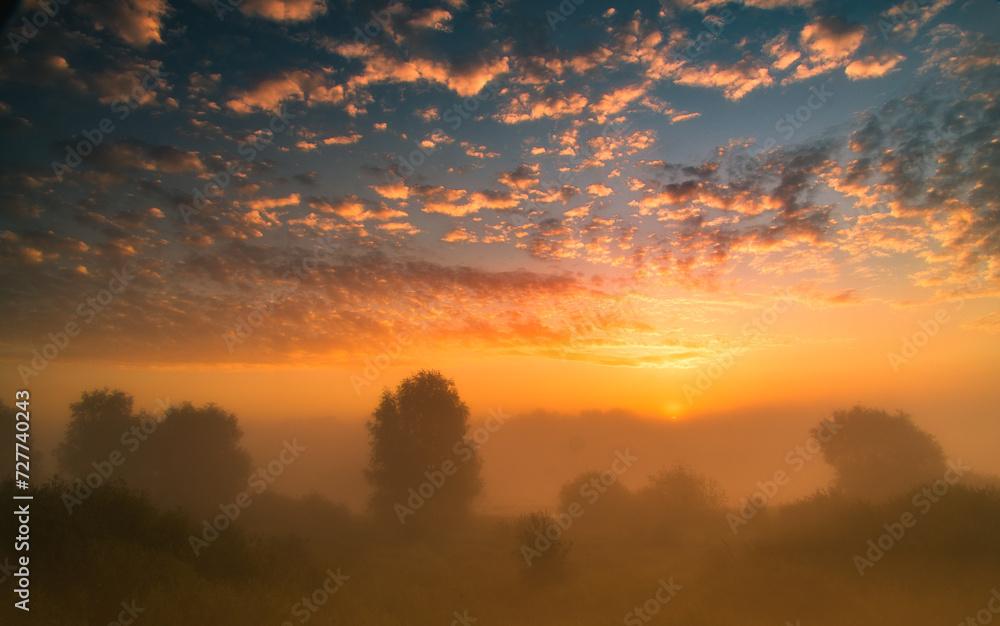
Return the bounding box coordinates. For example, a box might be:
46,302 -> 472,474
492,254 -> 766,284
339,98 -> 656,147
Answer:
56,388 -> 251,516
366,370 -> 483,533
815,405 -> 947,501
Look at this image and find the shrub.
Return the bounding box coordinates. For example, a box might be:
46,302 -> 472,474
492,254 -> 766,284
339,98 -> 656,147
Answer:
514,510 -> 572,582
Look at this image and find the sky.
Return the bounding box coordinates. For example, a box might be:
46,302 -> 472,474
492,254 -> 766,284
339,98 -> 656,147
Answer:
0,0 -> 998,434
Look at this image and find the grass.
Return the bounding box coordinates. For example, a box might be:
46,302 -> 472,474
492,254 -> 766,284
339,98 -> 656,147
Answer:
3,480 -> 998,625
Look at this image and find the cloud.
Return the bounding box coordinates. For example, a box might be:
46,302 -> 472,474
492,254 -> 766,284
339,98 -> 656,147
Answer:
245,194 -> 301,211
412,185 -> 467,203
377,221 -> 420,235
309,195 -> 405,222
591,83 -> 649,123
93,140 -> 206,174
421,128 -> 454,149
963,312 -> 1000,334
443,227 -> 474,242
461,142 -> 500,159
422,201 -> 480,217
468,190 -> 520,210
86,62 -> 170,105
674,0 -> 816,10
879,0 -> 956,42
586,184 -> 614,197
581,129 -> 657,169
77,0 -> 171,47
920,24 -> 1000,79
499,164 -> 540,191
801,17 -> 865,61
414,106 -> 440,122
786,16 -> 865,82
323,133 -> 362,145
225,69 -> 342,113
371,180 -> 410,200
846,51 -> 905,80
410,7 -> 453,31
763,32 -> 802,71
331,43 -> 508,98
669,112 -> 701,124
498,90 -> 589,123
674,59 -> 774,100
236,0 -> 327,22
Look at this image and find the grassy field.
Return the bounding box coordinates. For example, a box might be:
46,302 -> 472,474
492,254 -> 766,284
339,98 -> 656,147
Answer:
5,478 -> 997,625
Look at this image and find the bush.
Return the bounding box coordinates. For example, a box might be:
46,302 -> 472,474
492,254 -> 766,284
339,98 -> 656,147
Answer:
514,510 -> 572,582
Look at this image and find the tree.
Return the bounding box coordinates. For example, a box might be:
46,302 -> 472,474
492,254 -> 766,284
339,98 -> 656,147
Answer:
634,463 -> 726,538
138,402 -> 252,516
815,405 -> 947,501
365,370 -> 482,532
56,388 -> 138,481
514,510 -> 572,582
557,470 -> 632,531
56,389 -> 252,515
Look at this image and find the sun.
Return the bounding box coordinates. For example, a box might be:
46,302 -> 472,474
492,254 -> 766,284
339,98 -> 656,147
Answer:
663,402 -> 686,420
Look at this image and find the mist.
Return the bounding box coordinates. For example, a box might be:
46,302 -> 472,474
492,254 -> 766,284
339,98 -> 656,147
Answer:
4,377 -> 999,625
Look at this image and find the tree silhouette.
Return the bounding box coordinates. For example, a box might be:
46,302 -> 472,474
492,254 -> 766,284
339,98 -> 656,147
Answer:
365,370 -> 482,533
815,405 -> 947,501
56,389 -> 252,515
639,463 -> 726,511
56,388 -> 138,480
634,463 -> 726,538
139,402 -> 252,516
557,470 -> 632,531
